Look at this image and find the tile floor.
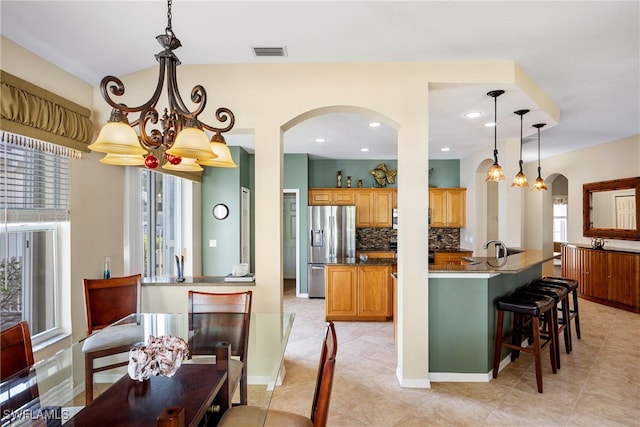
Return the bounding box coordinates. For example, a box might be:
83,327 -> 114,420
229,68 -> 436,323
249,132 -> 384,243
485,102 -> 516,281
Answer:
267,280 -> 640,426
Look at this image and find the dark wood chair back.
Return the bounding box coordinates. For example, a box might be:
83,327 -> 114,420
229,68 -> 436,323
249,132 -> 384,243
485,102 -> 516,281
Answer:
1,321 -> 39,420
1,321 -> 34,381
187,290 -> 252,405
82,274 -> 141,404
310,321 -> 338,427
83,274 -> 142,334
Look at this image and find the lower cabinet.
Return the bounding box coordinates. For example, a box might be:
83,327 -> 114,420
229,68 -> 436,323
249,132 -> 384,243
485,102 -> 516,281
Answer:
562,244 -> 640,312
325,265 -> 393,321
434,251 -> 472,265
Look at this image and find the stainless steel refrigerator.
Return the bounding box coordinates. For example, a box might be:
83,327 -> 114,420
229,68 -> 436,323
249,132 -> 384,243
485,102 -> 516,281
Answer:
307,205 -> 356,298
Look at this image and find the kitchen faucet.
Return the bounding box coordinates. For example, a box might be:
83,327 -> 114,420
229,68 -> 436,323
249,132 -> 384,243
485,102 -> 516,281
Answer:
483,240 -> 508,259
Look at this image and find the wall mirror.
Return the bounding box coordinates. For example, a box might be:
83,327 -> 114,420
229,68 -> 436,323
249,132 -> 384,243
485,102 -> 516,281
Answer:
583,177 -> 640,240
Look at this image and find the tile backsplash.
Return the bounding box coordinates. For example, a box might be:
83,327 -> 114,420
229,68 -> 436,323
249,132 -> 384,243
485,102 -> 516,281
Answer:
428,228 -> 461,250
357,227 -> 461,251
356,228 -> 397,250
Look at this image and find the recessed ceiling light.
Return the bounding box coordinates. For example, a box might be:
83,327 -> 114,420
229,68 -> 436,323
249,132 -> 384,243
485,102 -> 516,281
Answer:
484,122 -> 497,128
464,112 -> 482,119
441,147 -> 450,152
361,148 -> 370,152
315,137 -> 327,143
368,122 -> 381,128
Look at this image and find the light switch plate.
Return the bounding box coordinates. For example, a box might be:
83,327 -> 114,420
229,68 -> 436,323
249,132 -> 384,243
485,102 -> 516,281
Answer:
209,240 -> 217,247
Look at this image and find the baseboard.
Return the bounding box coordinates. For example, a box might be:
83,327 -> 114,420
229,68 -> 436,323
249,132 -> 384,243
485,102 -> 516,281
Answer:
430,354 -> 512,382
396,366 -> 431,388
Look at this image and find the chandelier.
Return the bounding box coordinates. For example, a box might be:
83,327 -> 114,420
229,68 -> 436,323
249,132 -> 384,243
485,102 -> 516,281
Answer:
485,90 -> 505,182
88,0 -> 237,171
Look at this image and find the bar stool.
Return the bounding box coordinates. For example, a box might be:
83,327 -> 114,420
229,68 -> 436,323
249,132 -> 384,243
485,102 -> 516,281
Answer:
521,282 -> 570,369
540,276 -> 581,340
493,292 -> 557,393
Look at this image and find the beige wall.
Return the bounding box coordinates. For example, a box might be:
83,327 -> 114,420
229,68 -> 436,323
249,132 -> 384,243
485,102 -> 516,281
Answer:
4,35 -> 566,384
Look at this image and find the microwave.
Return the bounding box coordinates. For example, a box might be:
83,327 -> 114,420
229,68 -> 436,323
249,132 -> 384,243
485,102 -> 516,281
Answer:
392,208 -> 398,229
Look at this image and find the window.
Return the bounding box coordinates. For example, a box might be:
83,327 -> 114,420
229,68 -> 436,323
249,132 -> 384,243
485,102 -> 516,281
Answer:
553,196 -> 568,243
141,170 -> 183,278
1,132 -> 72,341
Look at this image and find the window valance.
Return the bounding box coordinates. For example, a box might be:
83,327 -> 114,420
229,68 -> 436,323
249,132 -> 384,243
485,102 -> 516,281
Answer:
0,70 -> 93,153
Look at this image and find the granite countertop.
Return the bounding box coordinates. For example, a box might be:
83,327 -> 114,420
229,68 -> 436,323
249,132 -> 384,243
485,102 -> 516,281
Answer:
564,243 -> 640,255
430,247 -> 473,253
142,276 -> 256,285
429,249 -> 555,274
324,258 -> 397,266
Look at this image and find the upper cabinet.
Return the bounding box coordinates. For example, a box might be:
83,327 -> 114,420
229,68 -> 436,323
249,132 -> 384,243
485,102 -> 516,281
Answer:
309,188 -> 355,205
355,189 -> 393,228
308,188 -> 394,228
429,188 -> 466,228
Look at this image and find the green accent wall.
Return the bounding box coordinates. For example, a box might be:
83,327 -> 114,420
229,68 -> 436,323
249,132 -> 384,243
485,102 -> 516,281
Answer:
309,159 -> 398,188
428,264 -> 542,374
201,146 -> 252,276
309,158 -> 460,188
429,159 -> 460,188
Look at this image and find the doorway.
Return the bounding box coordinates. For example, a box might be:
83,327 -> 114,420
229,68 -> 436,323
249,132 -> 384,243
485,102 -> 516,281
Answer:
283,190 -> 300,293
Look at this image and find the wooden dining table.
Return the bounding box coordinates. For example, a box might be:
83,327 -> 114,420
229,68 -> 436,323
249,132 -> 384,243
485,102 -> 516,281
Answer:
0,312 -> 294,427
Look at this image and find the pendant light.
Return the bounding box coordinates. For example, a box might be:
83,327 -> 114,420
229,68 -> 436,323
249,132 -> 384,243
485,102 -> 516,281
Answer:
485,90 -> 505,182
511,109 -> 530,188
531,123 -> 548,191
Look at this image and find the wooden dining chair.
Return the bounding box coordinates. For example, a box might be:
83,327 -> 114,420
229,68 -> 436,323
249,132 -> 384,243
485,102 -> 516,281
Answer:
217,321 -> 338,427
81,274 -> 142,404
187,290 -> 252,406
1,321 -> 34,381
0,321 -> 49,423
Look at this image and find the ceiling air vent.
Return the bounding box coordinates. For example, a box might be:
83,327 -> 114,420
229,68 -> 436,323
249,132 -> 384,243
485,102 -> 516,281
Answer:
252,46 -> 287,57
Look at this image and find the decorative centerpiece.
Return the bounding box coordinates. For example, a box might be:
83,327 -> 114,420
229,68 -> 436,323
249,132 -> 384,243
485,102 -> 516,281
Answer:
128,335 -> 189,381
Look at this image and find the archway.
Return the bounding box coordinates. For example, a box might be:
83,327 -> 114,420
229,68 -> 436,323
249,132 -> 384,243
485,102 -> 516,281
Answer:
281,106 -> 400,297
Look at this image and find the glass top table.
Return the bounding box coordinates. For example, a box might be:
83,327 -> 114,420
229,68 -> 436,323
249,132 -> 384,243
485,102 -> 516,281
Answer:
1,312 -> 294,426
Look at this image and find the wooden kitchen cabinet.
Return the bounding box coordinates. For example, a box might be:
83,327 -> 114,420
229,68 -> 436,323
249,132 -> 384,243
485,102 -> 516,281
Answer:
562,244 -> 639,312
308,188 -> 355,205
355,189 -> 393,228
434,250 -> 472,265
429,188 -> 466,228
326,264 -> 393,321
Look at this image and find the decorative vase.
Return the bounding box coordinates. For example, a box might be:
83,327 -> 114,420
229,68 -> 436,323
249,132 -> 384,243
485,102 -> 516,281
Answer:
337,171 -> 342,188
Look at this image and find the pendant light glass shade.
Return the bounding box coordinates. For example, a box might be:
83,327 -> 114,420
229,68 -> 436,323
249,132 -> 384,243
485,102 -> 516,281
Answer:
165,120 -> 216,160
198,134 -> 238,168
89,111 -> 147,156
485,90 -> 505,182
162,156 -> 203,172
532,123 -> 548,191
99,153 -> 146,166
511,109 -> 530,188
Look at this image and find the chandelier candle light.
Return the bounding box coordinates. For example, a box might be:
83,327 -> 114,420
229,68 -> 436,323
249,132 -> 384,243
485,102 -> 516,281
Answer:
531,123 -> 548,191
89,0 -> 237,171
485,90 -> 506,182
511,109 -> 530,188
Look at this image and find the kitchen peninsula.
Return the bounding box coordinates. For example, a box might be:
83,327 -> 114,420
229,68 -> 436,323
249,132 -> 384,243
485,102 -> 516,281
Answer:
426,249 -> 556,381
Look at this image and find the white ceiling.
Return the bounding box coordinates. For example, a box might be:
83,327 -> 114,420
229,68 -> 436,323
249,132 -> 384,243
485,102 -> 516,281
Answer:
1,1 -> 638,163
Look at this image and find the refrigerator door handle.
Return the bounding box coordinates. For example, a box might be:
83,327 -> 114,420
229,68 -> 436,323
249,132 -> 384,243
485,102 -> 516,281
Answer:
329,216 -> 335,257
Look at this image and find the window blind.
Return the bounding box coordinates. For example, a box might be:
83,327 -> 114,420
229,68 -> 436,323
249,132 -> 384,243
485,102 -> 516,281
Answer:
1,131 -> 71,223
